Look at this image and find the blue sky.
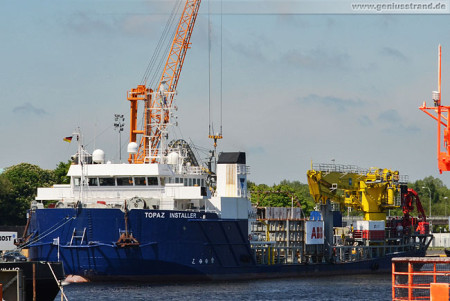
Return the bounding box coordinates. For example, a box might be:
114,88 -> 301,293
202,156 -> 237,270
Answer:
1,0 -> 450,185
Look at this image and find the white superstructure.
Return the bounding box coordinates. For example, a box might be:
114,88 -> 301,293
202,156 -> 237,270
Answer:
36,138 -> 250,220
206,152 -> 251,219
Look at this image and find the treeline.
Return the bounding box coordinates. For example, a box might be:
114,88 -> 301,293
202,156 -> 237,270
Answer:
1,161 -> 450,226
248,176 -> 450,219
248,180 -> 316,214
0,162 -> 70,225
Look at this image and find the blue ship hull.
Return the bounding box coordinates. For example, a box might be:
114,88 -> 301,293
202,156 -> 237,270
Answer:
26,208 -> 425,281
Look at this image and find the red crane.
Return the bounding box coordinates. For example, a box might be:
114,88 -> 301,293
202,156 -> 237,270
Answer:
127,0 -> 201,164
402,188 -> 429,234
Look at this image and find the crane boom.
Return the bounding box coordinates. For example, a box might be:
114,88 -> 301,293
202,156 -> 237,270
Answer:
307,163 -> 405,221
128,0 -> 202,164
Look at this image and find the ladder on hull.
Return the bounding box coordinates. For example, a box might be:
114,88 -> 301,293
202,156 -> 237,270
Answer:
70,228 -> 86,246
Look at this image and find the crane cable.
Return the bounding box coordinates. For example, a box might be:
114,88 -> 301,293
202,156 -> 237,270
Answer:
141,0 -> 182,85
149,23 -> 177,89
137,0 -> 183,139
141,0 -> 184,87
208,0 -> 223,137
220,0 -> 223,136
208,0 -> 212,136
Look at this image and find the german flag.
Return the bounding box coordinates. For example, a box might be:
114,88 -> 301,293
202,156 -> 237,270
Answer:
63,136 -> 73,143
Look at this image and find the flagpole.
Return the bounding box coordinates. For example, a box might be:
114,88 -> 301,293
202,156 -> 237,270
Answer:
74,128 -> 85,205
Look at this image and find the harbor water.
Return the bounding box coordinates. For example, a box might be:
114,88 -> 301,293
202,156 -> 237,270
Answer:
55,274 -> 391,300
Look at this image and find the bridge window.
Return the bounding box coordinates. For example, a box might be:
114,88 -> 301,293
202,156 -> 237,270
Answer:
134,177 -> 146,186
117,177 -> 133,186
148,177 -> 158,186
99,178 -> 115,186
88,178 -> 98,186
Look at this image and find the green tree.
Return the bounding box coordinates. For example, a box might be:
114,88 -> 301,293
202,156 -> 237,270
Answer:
53,160 -> 71,184
279,180 -> 315,213
0,163 -> 54,225
248,180 -> 315,216
408,176 -> 450,217
0,175 -> 14,225
248,182 -> 270,206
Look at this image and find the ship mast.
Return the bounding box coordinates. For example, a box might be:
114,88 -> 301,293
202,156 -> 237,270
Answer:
419,45 -> 450,173
73,128 -> 86,204
128,0 -> 202,164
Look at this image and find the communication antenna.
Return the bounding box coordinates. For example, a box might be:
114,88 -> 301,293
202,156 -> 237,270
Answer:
114,114 -> 125,162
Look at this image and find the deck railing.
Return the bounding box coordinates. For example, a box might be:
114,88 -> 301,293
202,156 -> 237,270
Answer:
251,244 -> 419,266
392,257 -> 450,300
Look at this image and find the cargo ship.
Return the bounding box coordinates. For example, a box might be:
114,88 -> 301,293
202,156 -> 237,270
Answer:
18,132 -> 433,281
18,0 -> 433,281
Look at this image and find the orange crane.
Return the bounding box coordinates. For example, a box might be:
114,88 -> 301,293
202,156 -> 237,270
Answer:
419,45 -> 450,173
127,0 -> 201,164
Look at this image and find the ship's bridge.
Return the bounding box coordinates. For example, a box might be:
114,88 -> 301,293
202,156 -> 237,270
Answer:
67,162 -> 175,177
36,162 -> 209,209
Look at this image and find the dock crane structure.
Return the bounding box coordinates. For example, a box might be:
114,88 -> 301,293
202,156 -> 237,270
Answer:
127,0 -> 201,164
307,163 -> 428,230
419,45 -> 450,173
307,163 -> 405,221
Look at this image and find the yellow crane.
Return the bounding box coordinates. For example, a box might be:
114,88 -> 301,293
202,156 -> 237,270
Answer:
307,163 -> 406,221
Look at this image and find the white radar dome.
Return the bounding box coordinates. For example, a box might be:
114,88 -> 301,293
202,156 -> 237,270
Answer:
127,142 -> 138,154
92,149 -> 105,164
167,152 -> 180,165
